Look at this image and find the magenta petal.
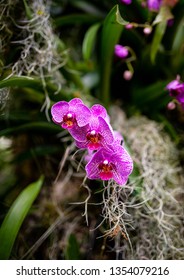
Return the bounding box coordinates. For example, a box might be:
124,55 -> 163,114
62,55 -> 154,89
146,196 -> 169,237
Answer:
75,139 -> 88,149
91,104 -> 107,119
177,94 -> 184,103
113,171 -> 129,185
51,101 -> 69,123
85,162 -> 99,180
166,80 -> 180,90
72,104 -> 91,127
114,148 -> 133,176
121,0 -> 132,4
147,0 -> 162,11
69,124 -> 88,141
98,117 -> 114,145
113,131 -> 124,145
69,98 -> 83,106
85,150 -> 104,179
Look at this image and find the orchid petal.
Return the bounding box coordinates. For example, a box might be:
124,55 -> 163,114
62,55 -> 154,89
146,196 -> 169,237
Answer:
51,101 -> 69,123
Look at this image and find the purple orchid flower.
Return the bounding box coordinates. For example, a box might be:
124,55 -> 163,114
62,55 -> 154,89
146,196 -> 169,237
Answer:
166,78 -> 184,108
85,144 -> 133,185
74,104 -> 114,150
51,97 -> 91,132
114,44 -> 129,59
120,0 -> 132,5
147,0 -> 162,11
84,131 -> 124,162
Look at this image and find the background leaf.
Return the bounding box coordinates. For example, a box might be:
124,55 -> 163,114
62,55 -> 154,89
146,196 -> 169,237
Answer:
0,176 -> 43,259
0,122 -> 61,137
54,14 -> 100,27
150,5 -> 172,64
100,5 -> 124,106
152,6 -> 173,25
82,23 -> 101,61
65,234 -> 80,260
151,21 -> 167,63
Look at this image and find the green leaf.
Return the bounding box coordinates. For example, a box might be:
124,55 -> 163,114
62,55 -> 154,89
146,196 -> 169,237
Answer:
100,5 -> 124,107
0,76 -> 71,101
150,6 -> 172,63
0,122 -> 61,137
0,176 -> 44,259
54,14 -> 100,27
69,0 -> 105,17
0,76 -> 43,90
82,23 -> 101,60
65,234 -> 80,260
152,6 -> 173,26
13,145 -> 63,163
172,17 -> 184,52
132,80 -> 170,106
116,7 -> 129,26
151,21 -> 167,63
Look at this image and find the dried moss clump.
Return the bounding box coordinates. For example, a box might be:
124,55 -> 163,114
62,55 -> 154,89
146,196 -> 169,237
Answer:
110,107 -> 184,259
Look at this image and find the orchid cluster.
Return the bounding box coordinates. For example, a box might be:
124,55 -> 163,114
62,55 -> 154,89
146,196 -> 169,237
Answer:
166,77 -> 184,109
51,98 -> 133,185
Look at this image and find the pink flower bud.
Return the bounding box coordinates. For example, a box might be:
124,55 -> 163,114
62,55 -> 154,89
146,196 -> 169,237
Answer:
123,70 -> 133,80
125,23 -> 133,29
143,26 -> 152,35
167,102 -> 176,110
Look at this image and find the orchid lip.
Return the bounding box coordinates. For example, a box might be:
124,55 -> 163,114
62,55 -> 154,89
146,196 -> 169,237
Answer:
98,159 -> 114,180
62,112 -> 76,128
98,159 -> 113,173
86,130 -> 100,144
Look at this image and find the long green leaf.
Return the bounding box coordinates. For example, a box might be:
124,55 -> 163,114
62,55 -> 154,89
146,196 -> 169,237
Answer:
132,80 -> 170,106
152,6 -> 173,26
0,176 -> 44,259
151,21 -> 167,63
100,5 -> 124,107
0,122 -> 62,137
0,76 -> 43,90
70,1 -> 105,17
172,17 -> 184,52
54,14 -> 100,27
0,76 -> 70,100
13,145 -> 63,163
150,6 -> 172,63
82,23 -> 101,60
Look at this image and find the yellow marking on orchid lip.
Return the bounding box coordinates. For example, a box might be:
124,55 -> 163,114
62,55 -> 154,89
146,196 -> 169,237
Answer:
86,130 -> 100,144
98,160 -> 113,173
63,113 -> 75,127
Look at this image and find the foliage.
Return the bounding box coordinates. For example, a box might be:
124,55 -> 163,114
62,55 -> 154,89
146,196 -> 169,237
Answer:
0,176 -> 43,259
